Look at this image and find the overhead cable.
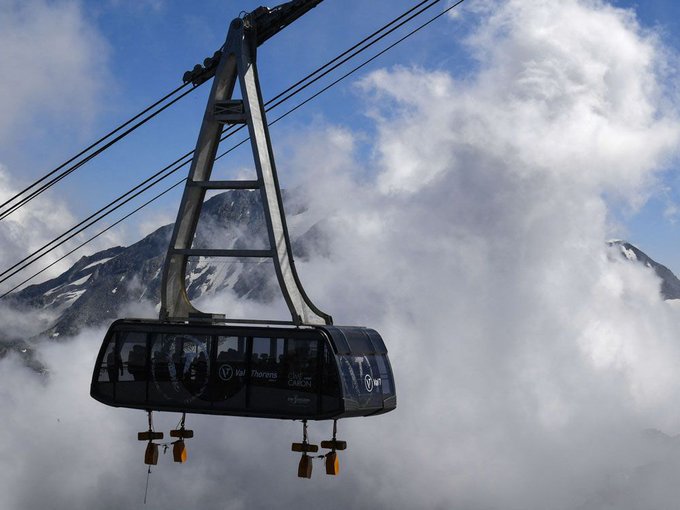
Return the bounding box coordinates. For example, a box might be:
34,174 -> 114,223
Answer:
0,0 -> 442,223
0,0 -> 466,295
0,179 -> 187,300
0,81 -> 196,221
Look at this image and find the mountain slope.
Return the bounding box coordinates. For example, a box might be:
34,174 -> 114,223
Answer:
3,189 -> 321,342
608,240 -> 680,300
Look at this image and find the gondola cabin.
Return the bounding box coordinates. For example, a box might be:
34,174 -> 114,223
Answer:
91,319 -> 396,420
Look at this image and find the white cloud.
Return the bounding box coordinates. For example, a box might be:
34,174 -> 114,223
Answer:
0,165 -> 77,286
0,0 -> 110,141
0,165 -> 121,293
136,211 -> 175,239
0,0 -> 116,292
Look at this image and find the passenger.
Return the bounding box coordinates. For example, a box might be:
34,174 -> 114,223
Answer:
106,350 -> 123,382
183,351 -> 197,377
192,352 -> 209,388
172,350 -> 185,381
128,345 -> 146,381
152,350 -> 172,381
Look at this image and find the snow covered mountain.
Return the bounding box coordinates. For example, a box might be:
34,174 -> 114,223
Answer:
607,240 -> 680,300
0,189 -> 325,365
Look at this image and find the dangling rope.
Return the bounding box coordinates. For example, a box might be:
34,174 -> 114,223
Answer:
144,411 -> 155,504
144,466 -> 152,505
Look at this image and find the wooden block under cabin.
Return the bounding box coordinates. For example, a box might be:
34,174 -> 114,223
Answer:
170,429 -> 194,439
144,442 -> 159,465
173,440 -> 187,463
138,431 -> 164,441
291,442 -> 319,453
325,451 -> 339,475
297,455 -> 312,479
320,440 -> 347,451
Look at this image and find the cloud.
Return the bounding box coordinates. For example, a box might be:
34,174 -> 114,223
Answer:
0,0 -> 110,141
0,165 -> 121,294
3,1 -> 680,509
0,0 -> 115,292
0,165 -> 78,289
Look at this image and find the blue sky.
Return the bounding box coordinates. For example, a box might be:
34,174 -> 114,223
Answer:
3,0 -> 680,280
0,1 -> 482,277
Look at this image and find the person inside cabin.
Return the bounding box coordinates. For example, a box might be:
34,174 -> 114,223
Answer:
189,351 -> 209,394
106,350 -> 123,382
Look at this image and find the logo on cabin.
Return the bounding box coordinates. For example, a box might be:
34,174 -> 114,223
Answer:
364,374 -> 374,392
218,364 -> 234,381
364,374 -> 382,392
287,395 -> 312,406
288,371 -> 313,388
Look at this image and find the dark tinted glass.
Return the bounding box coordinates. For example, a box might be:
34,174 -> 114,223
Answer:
248,336 -> 320,416
343,328 -> 373,354
375,354 -> 394,397
95,335 -> 117,401
249,337 -> 285,411
148,333 -> 211,408
212,336 -> 247,409
285,337 -> 318,393
320,340 -> 341,414
338,354 -> 383,410
116,332 -> 148,404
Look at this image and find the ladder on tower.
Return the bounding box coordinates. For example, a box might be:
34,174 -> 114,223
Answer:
160,0 -> 331,326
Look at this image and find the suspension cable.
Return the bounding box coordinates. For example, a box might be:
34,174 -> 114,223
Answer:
0,179 -> 186,300
265,0 -> 443,112
0,82 -> 197,221
265,0 -> 437,107
0,152 -> 193,285
0,0 -> 467,295
0,0 -> 441,222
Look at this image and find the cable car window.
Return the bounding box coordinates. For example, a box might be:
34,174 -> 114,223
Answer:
280,337 -> 320,415
338,354 -> 383,410
98,337 -> 118,383
96,336 -> 118,400
343,328 -> 373,354
212,336 -> 247,409
375,355 -> 394,397
285,337 -> 318,393
249,337 -> 283,412
251,336 -> 282,384
320,340 -> 341,415
148,333 -> 211,409
116,332 -> 147,404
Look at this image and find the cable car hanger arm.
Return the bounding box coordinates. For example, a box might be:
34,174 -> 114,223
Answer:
245,0 -> 324,47
161,0 -> 331,325
183,1 -> 323,86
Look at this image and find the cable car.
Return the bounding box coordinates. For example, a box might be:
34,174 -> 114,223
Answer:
91,319 -> 396,420
90,0 -> 396,477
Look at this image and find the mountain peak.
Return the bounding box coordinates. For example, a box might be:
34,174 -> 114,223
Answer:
607,240 -> 680,300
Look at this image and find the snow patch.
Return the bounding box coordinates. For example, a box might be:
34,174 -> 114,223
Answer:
81,256 -> 115,271
60,289 -> 86,306
68,274 -> 91,287
621,245 -> 638,262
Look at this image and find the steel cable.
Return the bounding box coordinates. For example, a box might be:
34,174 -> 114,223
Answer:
0,81 -> 195,220
0,0 -> 466,295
